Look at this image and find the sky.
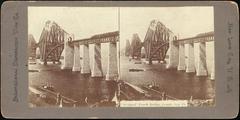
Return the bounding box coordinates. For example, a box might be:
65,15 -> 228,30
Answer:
120,7 -> 214,49
28,7 -> 119,42
28,6 -> 213,49
28,7 -> 120,72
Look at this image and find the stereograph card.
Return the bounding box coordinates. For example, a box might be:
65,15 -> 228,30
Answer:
1,1 -> 239,119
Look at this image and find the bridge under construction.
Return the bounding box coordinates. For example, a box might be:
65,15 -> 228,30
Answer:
28,19 -> 215,107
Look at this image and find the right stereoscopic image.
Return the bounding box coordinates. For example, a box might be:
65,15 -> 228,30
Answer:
119,7 -> 215,107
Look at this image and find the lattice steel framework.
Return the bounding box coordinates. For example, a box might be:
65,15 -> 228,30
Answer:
143,20 -> 172,64
28,34 -> 37,59
38,21 -> 66,64
38,20 -> 119,64
130,34 -> 142,59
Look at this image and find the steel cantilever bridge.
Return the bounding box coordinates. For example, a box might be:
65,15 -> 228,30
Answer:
36,20 -> 119,80
126,19 -> 214,79
35,20 -> 214,79
28,20 -> 215,107
37,20 -> 119,64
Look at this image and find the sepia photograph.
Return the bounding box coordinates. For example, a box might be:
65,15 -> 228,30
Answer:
119,7 -> 215,107
1,1 -> 239,118
28,6 -> 215,108
28,7 -> 120,107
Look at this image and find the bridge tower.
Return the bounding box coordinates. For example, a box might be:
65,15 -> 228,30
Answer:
38,21 -> 66,65
130,34 -> 142,59
28,34 -> 37,60
125,39 -> 131,57
143,19 -> 173,64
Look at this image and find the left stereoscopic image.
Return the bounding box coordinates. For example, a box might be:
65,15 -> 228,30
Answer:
28,7 -> 120,107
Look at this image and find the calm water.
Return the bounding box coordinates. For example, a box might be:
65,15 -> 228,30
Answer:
29,55 -> 215,105
29,61 -> 116,105
120,56 -> 215,100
